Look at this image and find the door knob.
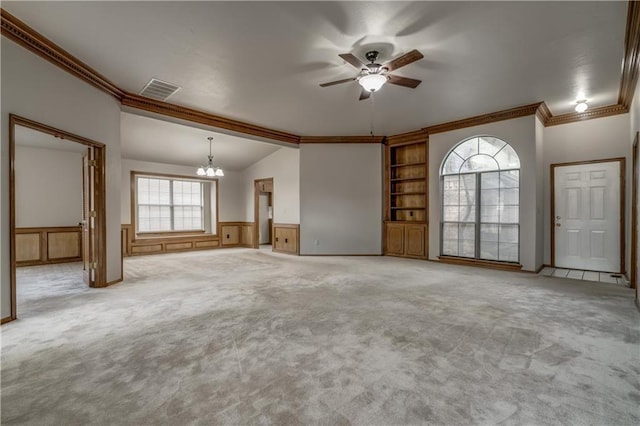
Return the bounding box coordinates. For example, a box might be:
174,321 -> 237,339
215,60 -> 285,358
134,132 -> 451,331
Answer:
556,216 -> 561,219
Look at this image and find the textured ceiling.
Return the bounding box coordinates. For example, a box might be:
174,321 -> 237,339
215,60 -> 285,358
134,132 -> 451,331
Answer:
3,1 -> 628,136
120,112 -> 283,170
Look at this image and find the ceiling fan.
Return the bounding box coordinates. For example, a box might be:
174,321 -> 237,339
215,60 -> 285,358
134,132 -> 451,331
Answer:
320,49 -> 424,100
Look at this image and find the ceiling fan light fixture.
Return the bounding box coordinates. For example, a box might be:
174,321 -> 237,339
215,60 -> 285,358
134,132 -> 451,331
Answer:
359,74 -> 388,92
575,100 -> 588,113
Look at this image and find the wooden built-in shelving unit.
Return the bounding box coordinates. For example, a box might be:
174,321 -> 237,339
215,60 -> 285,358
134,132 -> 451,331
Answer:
384,132 -> 429,259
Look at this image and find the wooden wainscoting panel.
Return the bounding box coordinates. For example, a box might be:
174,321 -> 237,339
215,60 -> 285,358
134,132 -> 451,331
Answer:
272,224 -> 299,255
47,231 -> 81,259
15,233 -> 40,262
195,240 -> 219,249
165,242 -> 194,251
221,225 -> 240,246
131,244 -> 163,254
241,224 -> 254,246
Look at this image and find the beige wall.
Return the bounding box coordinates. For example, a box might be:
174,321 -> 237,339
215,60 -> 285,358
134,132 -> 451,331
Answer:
15,146 -> 84,228
542,114 -> 631,267
429,116 -> 541,271
299,143 -> 383,255
1,39 -> 122,319
242,147 -> 300,224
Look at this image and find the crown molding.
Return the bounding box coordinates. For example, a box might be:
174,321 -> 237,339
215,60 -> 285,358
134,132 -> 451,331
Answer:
299,135 -> 385,144
618,0 -> 640,108
535,102 -> 552,124
424,103 -> 543,135
0,9 -> 124,101
544,103 -> 629,127
386,130 -> 428,145
121,94 -> 300,145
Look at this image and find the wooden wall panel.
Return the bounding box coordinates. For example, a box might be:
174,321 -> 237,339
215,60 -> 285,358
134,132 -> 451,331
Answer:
47,231 -> 80,259
16,226 -> 82,266
15,233 -> 40,262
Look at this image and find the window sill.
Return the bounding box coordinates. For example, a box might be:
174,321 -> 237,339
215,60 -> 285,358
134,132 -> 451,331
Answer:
438,255 -> 522,272
134,232 -> 218,243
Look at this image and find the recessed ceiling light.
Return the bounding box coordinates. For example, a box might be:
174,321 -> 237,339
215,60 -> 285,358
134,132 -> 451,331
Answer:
575,100 -> 588,113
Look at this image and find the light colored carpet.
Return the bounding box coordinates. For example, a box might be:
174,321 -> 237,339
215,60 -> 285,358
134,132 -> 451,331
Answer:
2,249 -> 639,425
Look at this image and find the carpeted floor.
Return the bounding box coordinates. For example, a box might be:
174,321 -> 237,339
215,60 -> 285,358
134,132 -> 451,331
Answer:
2,249 -> 639,425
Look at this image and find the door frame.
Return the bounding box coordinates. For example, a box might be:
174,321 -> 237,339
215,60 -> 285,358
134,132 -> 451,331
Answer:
550,157 -> 626,273
253,177 -> 273,249
631,132 -> 638,291
9,114 -> 107,322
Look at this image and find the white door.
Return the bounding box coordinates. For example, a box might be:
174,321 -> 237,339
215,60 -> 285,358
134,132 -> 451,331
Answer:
554,161 -> 621,272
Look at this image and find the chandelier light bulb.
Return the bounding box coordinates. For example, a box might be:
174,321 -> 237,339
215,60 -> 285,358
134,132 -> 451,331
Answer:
215,168 -> 224,177
196,167 -> 206,176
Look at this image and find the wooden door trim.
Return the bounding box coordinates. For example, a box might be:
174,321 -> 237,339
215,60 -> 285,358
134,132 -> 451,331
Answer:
550,157 -> 626,273
253,178 -> 274,249
631,132 -> 639,291
8,114 -> 107,322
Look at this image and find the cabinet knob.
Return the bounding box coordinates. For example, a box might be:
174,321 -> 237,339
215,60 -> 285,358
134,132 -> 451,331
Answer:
226,234 -> 230,239
285,238 -> 288,243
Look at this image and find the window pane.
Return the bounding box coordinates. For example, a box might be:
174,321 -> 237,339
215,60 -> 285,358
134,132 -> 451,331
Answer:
500,170 -> 519,189
481,205 -> 500,223
442,223 -> 459,256
481,171 -> 500,189
481,242 -> 498,260
442,152 -> 464,175
459,223 -> 475,257
495,145 -> 520,169
479,137 -> 506,157
459,205 -> 475,223
460,174 -> 476,204
460,155 -> 499,173
499,225 -> 518,243
481,188 -> 499,205
454,138 -> 478,159
500,188 -> 519,205
443,206 -> 459,221
501,206 -> 519,223
499,243 -> 518,262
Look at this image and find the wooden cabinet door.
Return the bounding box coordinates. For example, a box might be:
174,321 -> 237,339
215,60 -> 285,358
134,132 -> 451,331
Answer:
221,225 -> 240,246
274,226 -> 297,253
405,224 -> 426,257
385,223 -> 405,255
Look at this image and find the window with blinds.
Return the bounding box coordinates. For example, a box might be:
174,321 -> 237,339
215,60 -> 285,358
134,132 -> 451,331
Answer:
136,176 -> 204,232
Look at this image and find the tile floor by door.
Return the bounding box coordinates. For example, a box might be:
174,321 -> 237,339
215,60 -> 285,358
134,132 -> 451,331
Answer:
539,266 -> 628,286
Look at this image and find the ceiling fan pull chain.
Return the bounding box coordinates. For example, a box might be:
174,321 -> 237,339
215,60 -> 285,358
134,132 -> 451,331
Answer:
370,92 -> 375,137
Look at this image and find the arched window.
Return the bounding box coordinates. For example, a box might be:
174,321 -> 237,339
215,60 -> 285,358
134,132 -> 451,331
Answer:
440,136 -> 520,262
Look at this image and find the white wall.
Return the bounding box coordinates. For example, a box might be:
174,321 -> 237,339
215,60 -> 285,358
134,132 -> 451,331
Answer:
15,146 -> 83,227
242,147 -> 300,224
120,158 -> 245,224
542,114 -> 631,267
1,39 -> 122,319
630,83 -> 640,289
429,116 -> 541,271
299,143 -> 383,255
535,117 -> 545,269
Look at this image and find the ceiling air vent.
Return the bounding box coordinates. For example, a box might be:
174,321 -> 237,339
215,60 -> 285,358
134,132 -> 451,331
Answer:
139,78 -> 181,101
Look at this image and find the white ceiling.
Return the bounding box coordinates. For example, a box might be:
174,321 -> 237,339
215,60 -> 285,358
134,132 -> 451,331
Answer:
3,1 -> 628,136
120,112 -> 282,170
15,125 -> 88,154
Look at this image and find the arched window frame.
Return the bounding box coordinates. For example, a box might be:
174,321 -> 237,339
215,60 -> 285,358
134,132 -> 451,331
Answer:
440,136 -> 521,263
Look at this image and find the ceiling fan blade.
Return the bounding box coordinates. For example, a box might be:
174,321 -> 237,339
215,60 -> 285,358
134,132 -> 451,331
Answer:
339,53 -> 365,69
387,74 -> 422,89
384,49 -> 424,71
359,88 -> 371,101
319,77 -> 356,87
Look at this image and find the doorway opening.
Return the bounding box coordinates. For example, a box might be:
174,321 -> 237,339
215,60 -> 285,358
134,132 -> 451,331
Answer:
254,178 -> 273,249
550,157 -> 625,275
9,115 -> 107,322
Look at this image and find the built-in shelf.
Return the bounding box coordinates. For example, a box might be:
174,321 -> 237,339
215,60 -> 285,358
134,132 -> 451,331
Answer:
390,177 -> 426,182
391,192 -> 425,196
390,162 -> 426,168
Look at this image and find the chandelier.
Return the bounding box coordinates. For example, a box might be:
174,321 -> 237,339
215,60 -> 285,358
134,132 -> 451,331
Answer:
196,137 -> 224,177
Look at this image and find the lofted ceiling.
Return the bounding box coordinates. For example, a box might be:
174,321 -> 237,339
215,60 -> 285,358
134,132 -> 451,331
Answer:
2,1 -> 628,136
120,112 -> 282,170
